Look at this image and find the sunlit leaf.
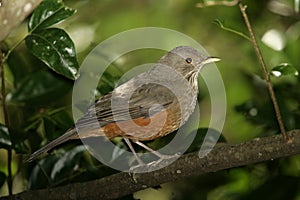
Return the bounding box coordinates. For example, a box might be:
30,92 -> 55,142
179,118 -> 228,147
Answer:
28,0 -> 76,31
270,63 -> 299,77
25,28 -> 79,80
261,29 -> 285,51
0,123 -> 12,149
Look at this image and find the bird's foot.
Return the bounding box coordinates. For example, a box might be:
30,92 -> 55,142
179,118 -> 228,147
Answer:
129,152 -> 181,173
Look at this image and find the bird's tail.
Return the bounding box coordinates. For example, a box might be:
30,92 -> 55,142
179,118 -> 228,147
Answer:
24,128 -> 77,163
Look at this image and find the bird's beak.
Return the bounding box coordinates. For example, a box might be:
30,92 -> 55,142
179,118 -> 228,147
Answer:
202,56 -> 221,65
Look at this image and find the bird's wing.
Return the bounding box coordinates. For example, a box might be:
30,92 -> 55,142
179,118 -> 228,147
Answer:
75,83 -> 176,129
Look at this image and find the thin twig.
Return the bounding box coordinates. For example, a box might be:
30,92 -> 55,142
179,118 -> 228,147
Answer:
0,49 -> 13,195
238,3 -> 289,141
213,19 -> 251,41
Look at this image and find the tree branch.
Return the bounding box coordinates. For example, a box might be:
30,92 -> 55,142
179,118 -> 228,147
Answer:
0,129 -> 299,200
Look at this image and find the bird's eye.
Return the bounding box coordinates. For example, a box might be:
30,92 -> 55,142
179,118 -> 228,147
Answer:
185,57 -> 192,64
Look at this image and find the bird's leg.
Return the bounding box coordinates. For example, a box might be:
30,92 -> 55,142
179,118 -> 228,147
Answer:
123,137 -> 144,165
125,139 -> 181,175
133,141 -> 180,164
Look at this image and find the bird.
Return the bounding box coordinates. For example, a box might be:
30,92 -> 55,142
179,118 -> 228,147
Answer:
24,46 -> 220,164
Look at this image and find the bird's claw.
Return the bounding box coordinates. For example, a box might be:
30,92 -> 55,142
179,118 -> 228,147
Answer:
128,152 -> 181,178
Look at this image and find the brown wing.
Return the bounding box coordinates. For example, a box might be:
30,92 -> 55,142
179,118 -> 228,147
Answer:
75,83 -> 176,130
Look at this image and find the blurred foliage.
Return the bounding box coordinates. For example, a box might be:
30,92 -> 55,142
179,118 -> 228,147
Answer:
0,0 -> 299,199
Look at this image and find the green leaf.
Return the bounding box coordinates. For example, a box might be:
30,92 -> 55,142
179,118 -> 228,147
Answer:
0,123 -> 12,149
13,140 -> 29,154
25,28 -> 79,80
7,51 -> 30,86
29,155 -> 60,189
28,0 -> 76,31
46,109 -> 74,131
43,110 -> 73,140
9,70 -> 72,104
51,146 -> 85,181
270,63 -> 299,77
